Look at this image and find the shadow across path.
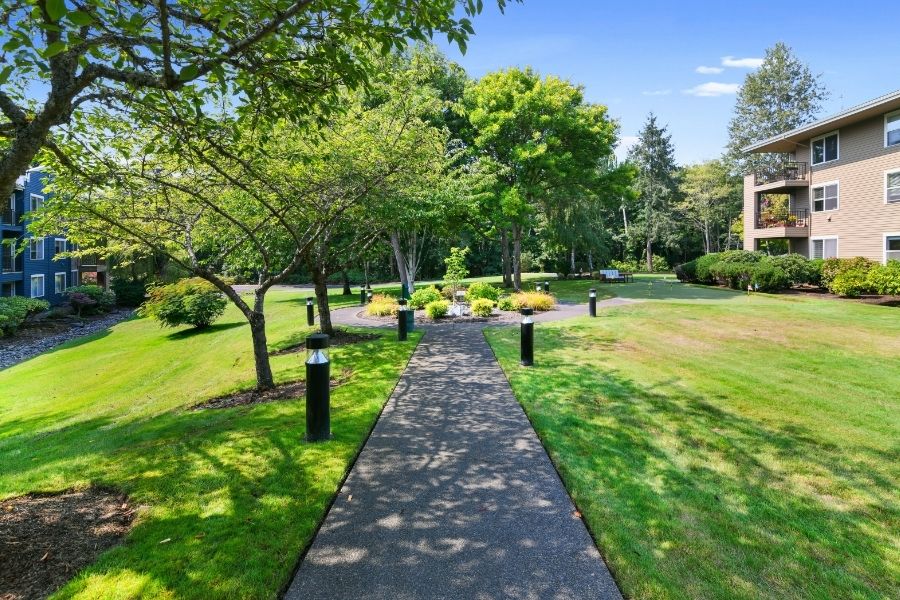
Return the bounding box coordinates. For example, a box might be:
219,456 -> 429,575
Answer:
285,323 -> 622,599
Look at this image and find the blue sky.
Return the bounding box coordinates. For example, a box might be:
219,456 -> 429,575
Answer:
436,0 -> 900,165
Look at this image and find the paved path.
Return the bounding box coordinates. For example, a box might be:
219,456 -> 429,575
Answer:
286,302 -> 630,599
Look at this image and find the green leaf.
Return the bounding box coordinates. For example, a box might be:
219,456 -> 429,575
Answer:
0,66 -> 13,85
46,0 -> 67,21
67,11 -> 94,26
179,64 -> 199,81
43,41 -> 67,58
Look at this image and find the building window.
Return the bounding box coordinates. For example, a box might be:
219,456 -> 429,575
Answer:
887,170 -> 900,203
811,238 -> 838,260
887,235 -> 900,263
811,131 -> 839,165
29,193 -> 44,212
71,269 -> 79,287
31,274 -> 45,298
54,238 -> 66,255
28,238 -> 44,260
812,182 -> 839,212
54,272 -> 66,294
887,111 -> 900,147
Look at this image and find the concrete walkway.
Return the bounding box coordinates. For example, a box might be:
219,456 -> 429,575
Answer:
285,303 -> 628,599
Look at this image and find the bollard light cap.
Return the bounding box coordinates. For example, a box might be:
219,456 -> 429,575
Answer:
306,333 -> 330,350
520,307 -> 534,316
306,297 -> 314,303
398,298 -> 407,306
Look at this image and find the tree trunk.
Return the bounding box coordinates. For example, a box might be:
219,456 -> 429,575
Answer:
500,229 -> 513,288
390,231 -> 410,293
341,270 -> 352,295
588,251 -> 594,272
570,246 -> 576,273
311,267 -> 334,336
512,225 -> 523,291
248,308 -> 275,391
645,237 -> 653,272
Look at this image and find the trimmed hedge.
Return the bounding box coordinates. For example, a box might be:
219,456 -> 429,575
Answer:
0,297 -> 50,336
470,298 -> 495,317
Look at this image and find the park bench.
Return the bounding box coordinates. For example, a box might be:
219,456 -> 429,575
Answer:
598,269 -> 633,283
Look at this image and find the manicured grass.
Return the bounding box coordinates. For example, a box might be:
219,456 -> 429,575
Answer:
485,285 -> 900,600
0,289 -> 420,599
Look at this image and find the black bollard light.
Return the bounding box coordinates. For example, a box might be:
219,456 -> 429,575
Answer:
589,288 -> 597,317
305,333 -> 331,442
520,307 -> 534,366
306,297 -> 315,326
366,289 -> 373,304
360,287 -> 367,306
397,298 -> 408,341
535,282 -> 543,292
544,280 -> 550,293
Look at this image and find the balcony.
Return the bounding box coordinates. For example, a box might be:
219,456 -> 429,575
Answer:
753,162 -> 809,191
1,252 -> 22,273
79,254 -> 108,272
0,208 -> 20,227
754,209 -> 810,239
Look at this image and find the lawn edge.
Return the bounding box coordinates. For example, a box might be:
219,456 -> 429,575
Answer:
277,330 -> 424,599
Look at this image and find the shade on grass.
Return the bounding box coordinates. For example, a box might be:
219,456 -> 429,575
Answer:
0,289 -> 420,599
486,283 -> 899,600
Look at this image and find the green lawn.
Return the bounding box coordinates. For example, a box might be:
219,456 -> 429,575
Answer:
0,289 -> 420,599
486,280 -> 900,600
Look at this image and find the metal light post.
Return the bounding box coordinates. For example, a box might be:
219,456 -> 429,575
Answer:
305,333 -> 331,442
360,287 -> 367,305
306,297 -> 315,327
397,298 -> 408,341
544,280 -> 550,293
535,282 -> 543,292
589,288 -> 597,317
520,308 -> 534,367
366,289 -> 373,304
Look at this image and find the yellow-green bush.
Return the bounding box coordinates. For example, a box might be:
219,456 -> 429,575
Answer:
365,293 -> 398,317
497,291 -> 556,312
424,300 -> 449,319
470,298 -> 495,317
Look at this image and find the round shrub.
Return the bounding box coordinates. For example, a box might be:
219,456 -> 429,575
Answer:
497,296 -> 516,311
0,297 -> 50,336
675,260 -> 697,282
694,253 -> 721,283
365,293 -> 398,317
717,250 -> 766,264
829,269 -> 871,298
470,298 -> 495,317
139,278 -> 227,328
821,257 -> 875,289
465,282 -> 502,303
424,300 -> 449,319
768,254 -> 814,285
66,285 -> 116,315
111,279 -> 148,307
409,286 -> 442,309
750,263 -> 790,292
709,261 -> 755,289
865,261 -> 900,295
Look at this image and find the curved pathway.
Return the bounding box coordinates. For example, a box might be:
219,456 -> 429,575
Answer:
286,299 -> 634,600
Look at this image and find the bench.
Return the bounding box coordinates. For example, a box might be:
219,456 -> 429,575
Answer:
597,269 -> 633,283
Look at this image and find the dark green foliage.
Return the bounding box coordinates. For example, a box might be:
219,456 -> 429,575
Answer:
709,261 -> 755,289
682,252 -> 793,291
0,297 -> 50,335
111,279 -> 148,307
695,253 -> 722,283
750,262 -> 791,292
768,254 -> 816,285
866,262 -> 900,295
716,250 -> 766,264
409,286 -> 443,309
66,285 -> 116,315
807,259 -> 825,287
139,278 -> 227,329
465,282 -> 502,302
821,257 -> 876,289
675,260 -> 697,282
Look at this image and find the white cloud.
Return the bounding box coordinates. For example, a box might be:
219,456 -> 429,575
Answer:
642,89 -> 671,96
683,82 -> 741,97
721,56 -> 764,68
696,66 -> 724,74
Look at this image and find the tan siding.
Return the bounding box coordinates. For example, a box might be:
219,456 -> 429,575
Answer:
743,174 -> 756,250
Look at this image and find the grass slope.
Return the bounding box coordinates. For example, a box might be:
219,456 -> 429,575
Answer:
0,290 -> 419,599
486,280 -> 900,600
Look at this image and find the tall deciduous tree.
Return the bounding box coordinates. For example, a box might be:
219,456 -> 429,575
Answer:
462,67 -> 618,289
677,160 -> 743,254
725,42 -> 828,176
628,114 -> 678,272
0,0 -> 514,198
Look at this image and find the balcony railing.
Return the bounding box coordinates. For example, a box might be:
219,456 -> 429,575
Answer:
0,208 -> 17,226
754,161 -> 809,186
1,252 -> 20,272
756,208 -> 809,229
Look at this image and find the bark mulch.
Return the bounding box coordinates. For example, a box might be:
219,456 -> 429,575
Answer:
271,329 -> 379,356
0,488 -> 135,600
192,369 -> 353,411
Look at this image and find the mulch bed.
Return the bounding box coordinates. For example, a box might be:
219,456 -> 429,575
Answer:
782,287 -> 900,306
192,369 -> 353,410
356,309 -> 525,325
0,488 -> 135,600
270,329 -> 379,356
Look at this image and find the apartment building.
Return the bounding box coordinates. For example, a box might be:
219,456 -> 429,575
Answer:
742,89 -> 900,264
1,168 -> 108,304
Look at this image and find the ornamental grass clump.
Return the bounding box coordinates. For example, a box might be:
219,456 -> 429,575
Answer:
139,278 -> 227,329
500,291 -> 555,312
365,294 -> 399,317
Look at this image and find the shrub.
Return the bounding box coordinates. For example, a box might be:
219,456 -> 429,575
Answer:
807,258 -> 825,287
111,279 -> 148,307
865,261 -> 900,295
139,278 -> 227,328
717,250 -> 766,264
821,257 -> 875,288
507,291 -> 555,312
66,284 -> 116,315
695,253 -> 721,283
466,282 -> 502,303
497,296 -> 516,311
0,297 -> 50,335
767,254 -> 815,285
365,293 -> 398,317
709,261 -> 755,289
470,298 -> 495,317
675,260 -> 697,282
611,255 -> 670,273
829,269 -> 871,298
409,286 -> 442,309
750,262 -> 790,292
424,300 -> 449,319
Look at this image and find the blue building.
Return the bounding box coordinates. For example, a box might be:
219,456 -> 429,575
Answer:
1,168 -> 107,305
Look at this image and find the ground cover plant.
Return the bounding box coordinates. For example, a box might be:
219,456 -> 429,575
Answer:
0,289 -> 420,599
0,297 -> 50,335
486,283 -> 900,600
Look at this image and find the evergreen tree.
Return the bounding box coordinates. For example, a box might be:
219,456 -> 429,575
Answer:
628,114 -> 679,271
726,42 -> 828,176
